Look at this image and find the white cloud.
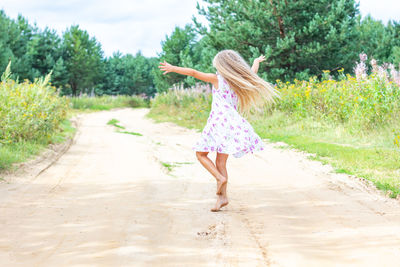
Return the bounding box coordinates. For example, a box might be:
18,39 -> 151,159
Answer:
0,0 -> 207,57
358,0 -> 400,23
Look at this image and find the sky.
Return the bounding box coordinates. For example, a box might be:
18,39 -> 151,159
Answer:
0,0 -> 399,58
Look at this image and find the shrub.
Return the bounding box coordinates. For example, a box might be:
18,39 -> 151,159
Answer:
0,63 -> 69,144
274,73 -> 400,128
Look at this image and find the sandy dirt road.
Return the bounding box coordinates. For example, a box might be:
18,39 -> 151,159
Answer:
1,108 -> 400,267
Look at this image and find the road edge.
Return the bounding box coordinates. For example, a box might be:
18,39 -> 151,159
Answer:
0,115 -> 81,183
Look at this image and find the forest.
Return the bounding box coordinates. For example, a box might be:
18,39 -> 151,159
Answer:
0,0 -> 399,96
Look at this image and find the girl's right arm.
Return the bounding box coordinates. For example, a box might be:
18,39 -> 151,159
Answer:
159,61 -> 218,87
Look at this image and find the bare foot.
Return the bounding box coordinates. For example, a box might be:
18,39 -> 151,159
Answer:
216,176 -> 227,195
210,195 -> 229,212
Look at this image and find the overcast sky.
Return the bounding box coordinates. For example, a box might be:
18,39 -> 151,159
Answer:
1,0 -> 399,58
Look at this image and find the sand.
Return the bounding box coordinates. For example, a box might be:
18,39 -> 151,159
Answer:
1,108 -> 399,267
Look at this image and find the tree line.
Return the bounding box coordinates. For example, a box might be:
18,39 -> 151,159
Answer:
1,0 -> 400,96
157,0 -> 400,91
0,10 -> 156,96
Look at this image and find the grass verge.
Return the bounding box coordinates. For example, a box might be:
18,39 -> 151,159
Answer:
0,119 -> 76,172
148,104 -> 400,198
69,95 -> 149,110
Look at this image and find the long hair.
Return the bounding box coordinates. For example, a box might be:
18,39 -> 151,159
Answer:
212,50 -> 279,113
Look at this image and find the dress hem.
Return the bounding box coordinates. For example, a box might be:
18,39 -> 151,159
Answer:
192,146 -> 264,158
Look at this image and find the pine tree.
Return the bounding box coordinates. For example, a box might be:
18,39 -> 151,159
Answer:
152,24 -> 218,92
152,25 -> 197,92
26,27 -> 63,80
62,25 -> 104,96
100,52 -> 157,96
51,57 -> 70,93
195,0 -> 359,81
0,11 -> 15,73
0,11 -> 35,79
356,16 -> 393,63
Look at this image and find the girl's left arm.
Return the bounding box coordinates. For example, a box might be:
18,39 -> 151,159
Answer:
251,55 -> 266,74
159,61 -> 217,85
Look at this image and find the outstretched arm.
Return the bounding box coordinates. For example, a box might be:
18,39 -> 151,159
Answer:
251,55 -> 266,74
159,61 -> 218,86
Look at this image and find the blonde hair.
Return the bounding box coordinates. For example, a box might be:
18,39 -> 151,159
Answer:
212,50 -> 279,113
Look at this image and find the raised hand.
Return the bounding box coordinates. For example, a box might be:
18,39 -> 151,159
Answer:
251,55 -> 266,74
158,61 -> 174,75
254,55 -> 266,63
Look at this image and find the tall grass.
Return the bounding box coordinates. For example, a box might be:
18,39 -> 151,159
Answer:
150,84 -> 212,129
0,63 -> 72,171
0,63 -> 69,145
275,72 -> 400,132
70,94 -> 149,110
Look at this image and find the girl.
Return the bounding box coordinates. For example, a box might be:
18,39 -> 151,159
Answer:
159,50 -> 279,212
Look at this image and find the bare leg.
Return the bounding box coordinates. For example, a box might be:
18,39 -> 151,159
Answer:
195,151 -> 227,195
216,153 -> 229,196
211,153 -> 229,212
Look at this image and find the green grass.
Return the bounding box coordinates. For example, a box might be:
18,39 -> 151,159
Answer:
161,161 -> 175,172
0,119 -> 76,172
1,67 -> 70,145
147,105 -> 204,131
160,161 -> 195,174
107,119 -> 142,136
0,65 -> 75,173
69,95 -> 149,110
148,103 -> 400,198
51,119 -> 76,143
107,119 -> 125,129
261,133 -> 400,197
252,111 -> 400,198
117,130 -> 143,136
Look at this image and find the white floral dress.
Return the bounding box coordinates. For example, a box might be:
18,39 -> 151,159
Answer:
193,74 -> 265,158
